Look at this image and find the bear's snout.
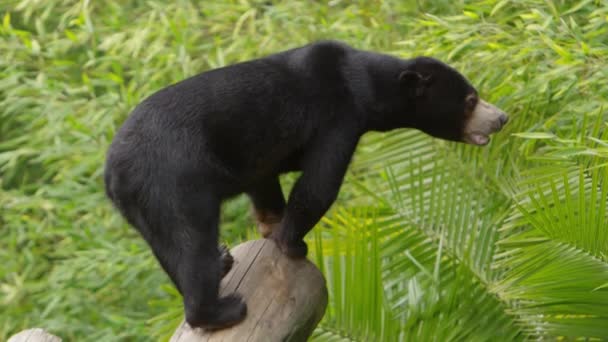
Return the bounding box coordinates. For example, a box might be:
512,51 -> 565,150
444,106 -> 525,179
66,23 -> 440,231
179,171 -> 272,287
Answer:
463,100 -> 509,146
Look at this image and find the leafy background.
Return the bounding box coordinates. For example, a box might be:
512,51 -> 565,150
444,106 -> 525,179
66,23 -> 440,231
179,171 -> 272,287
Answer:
1,0 -> 607,341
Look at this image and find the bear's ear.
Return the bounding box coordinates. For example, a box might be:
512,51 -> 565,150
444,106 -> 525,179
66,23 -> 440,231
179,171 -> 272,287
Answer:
399,70 -> 422,83
399,71 -> 431,97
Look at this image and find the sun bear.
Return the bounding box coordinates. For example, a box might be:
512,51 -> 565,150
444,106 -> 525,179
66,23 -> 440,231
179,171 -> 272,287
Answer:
104,40 -> 508,329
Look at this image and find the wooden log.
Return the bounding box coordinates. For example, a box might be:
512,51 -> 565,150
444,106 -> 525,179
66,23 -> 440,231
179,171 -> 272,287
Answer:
170,239 -> 328,342
8,328 -> 61,342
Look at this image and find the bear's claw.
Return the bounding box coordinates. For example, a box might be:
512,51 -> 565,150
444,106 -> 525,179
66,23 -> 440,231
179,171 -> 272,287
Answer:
219,244 -> 234,278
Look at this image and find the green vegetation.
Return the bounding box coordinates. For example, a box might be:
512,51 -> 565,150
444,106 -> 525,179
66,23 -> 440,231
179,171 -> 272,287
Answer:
1,0 -> 607,340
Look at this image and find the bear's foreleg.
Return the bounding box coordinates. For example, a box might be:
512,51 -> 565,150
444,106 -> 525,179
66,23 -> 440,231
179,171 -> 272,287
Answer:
270,128 -> 359,258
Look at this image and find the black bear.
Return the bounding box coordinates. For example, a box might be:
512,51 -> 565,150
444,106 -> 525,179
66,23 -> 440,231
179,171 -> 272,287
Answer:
104,40 -> 508,329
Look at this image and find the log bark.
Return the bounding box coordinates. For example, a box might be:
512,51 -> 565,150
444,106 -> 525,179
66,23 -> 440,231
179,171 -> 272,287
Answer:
170,239 -> 328,342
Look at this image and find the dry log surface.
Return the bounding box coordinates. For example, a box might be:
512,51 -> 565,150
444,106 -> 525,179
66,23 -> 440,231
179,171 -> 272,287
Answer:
170,239 -> 328,342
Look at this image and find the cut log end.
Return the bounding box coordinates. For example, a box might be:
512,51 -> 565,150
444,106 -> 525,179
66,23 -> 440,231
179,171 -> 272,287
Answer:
171,239 -> 328,342
8,328 -> 62,342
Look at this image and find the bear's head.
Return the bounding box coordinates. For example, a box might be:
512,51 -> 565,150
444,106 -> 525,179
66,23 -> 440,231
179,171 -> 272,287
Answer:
400,57 -> 508,146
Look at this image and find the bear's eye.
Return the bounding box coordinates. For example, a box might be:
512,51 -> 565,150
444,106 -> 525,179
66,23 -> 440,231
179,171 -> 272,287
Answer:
465,95 -> 478,109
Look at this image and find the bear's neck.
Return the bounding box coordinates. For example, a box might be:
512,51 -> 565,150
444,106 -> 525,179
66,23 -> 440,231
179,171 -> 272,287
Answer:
349,51 -> 417,133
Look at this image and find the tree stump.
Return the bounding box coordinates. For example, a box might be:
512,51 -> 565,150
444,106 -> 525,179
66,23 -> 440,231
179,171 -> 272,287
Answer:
170,239 -> 328,342
8,328 -> 61,342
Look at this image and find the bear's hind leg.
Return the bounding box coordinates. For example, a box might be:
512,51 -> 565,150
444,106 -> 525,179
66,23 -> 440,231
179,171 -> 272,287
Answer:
149,190 -> 246,329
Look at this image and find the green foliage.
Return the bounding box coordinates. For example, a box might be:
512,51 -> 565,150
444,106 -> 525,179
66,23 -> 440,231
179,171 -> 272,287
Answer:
1,0 -> 607,341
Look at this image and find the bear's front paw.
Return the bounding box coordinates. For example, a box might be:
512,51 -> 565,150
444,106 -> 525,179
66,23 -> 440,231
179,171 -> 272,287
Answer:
268,235 -> 308,259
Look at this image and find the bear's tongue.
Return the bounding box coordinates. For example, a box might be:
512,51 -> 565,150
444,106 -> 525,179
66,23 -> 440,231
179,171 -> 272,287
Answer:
470,133 -> 489,145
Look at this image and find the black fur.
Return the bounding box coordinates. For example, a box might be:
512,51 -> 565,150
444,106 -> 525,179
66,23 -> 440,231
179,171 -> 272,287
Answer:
104,40 -> 479,329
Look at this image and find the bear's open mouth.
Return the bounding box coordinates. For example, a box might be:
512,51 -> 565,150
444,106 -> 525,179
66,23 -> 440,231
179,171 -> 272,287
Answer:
464,132 -> 490,146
